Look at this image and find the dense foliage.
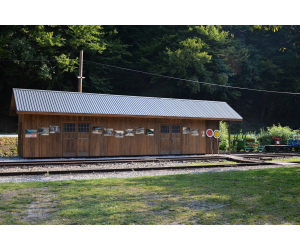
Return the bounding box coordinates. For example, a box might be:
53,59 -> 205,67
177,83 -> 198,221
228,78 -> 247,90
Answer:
221,123 -> 298,151
256,124 -> 296,145
219,121 -> 229,151
1,25 -> 300,133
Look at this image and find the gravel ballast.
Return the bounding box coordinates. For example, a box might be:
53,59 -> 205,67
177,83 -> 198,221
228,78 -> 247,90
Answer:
0,160 -> 299,183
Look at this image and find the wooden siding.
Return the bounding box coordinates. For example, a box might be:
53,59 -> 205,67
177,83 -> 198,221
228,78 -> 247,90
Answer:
205,120 -> 220,154
19,114 -> 221,158
18,114 -> 23,156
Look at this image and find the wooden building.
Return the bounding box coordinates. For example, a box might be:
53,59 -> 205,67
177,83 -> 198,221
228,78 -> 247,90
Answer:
10,88 -> 242,158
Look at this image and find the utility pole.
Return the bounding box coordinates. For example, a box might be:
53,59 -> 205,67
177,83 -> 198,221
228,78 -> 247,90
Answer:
78,50 -> 84,92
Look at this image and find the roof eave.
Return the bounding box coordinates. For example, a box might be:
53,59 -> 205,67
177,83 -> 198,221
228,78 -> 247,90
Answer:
15,110 -> 243,121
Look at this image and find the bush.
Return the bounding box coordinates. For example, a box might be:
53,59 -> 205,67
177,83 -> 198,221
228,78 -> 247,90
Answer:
219,123 -> 298,150
233,130 -> 256,140
219,121 -> 229,151
257,124 -> 296,145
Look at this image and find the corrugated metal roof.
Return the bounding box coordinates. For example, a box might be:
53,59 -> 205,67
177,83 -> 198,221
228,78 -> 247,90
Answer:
12,88 -> 243,120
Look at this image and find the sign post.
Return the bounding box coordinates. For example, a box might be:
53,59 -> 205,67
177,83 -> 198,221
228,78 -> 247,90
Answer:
206,129 -> 214,154
213,130 -> 221,155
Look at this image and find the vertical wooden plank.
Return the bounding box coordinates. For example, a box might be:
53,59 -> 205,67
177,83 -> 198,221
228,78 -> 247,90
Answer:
38,115 -> 48,158
77,121 -> 90,157
98,116 -> 105,156
206,120 -> 212,154
25,114 -> 39,158
171,124 -> 181,154
24,114 -> 29,157
228,121 -> 231,155
160,124 -> 170,154
133,117 -> 140,155
18,114 -> 24,157
123,117 -> 132,155
120,117 -> 124,156
199,120 -> 206,154
102,117 -> 108,156
107,117 -> 115,156
34,114 -> 39,157
89,116 -> 96,156
154,118 -> 159,155
57,115 -> 62,157
181,119 -> 187,154
146,118 -> 154,155
22,114 -> 28,158
52,115 -> 63,157
191,119 -> 196,154
25,114 -> 36,157
25,114 -> 31,158
98,116 -> 104,156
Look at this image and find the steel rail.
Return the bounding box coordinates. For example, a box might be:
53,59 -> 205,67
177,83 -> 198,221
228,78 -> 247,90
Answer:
0,155 -> 230,167
1,152 -> 299,168
236,152 -> 300,158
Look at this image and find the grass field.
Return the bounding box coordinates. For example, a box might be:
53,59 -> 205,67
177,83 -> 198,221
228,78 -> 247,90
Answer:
0,166 -> 299,225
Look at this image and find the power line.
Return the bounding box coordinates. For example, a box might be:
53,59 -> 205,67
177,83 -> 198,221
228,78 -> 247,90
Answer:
0,59 -> 76,62
1,58 -> 300,95
84,60 -> 300,96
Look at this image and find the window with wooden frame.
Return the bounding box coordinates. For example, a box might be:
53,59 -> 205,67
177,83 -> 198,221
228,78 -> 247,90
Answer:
78,123 -> 90,133
63,123 -> 75,132
160,125 -> 170,134
172,125 -> 181,134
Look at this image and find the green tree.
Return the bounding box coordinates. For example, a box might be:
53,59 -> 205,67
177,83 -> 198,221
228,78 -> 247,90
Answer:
0,25 -> 129,132
111,25 -> 244,102
225,25 -> 300,127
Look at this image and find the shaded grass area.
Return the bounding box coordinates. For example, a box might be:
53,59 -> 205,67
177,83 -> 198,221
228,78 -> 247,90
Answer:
0,137 -> 18,157
0,167 -> 299,225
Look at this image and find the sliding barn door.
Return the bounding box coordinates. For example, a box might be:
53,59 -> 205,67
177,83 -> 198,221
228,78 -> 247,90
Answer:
171,125 -> 181,154
77,123 -> 90,157
62,122 -> 90,157
160,124 -> 181,155
62,123 -> 76,157
160,125 -> 171,155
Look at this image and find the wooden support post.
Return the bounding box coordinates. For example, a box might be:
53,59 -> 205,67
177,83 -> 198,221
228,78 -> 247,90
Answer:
78,50 -> 83,93
228,121 -> 231,155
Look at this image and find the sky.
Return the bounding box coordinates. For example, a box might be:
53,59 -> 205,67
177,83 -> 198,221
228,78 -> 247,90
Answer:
2,1 -> 299,25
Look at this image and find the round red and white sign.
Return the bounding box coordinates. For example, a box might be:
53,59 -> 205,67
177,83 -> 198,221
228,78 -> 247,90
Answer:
206,129 -> 214,137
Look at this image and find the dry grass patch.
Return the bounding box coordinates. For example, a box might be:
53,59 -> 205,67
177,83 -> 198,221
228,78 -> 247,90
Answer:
0,186 -> 57,224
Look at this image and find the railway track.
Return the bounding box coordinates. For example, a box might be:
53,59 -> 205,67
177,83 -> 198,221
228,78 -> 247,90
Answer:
0,161 -> 277,177
233,152 -> 300,158
1,152 -> 299,177
1,152 -> 299,168
0,155 -> 232,168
